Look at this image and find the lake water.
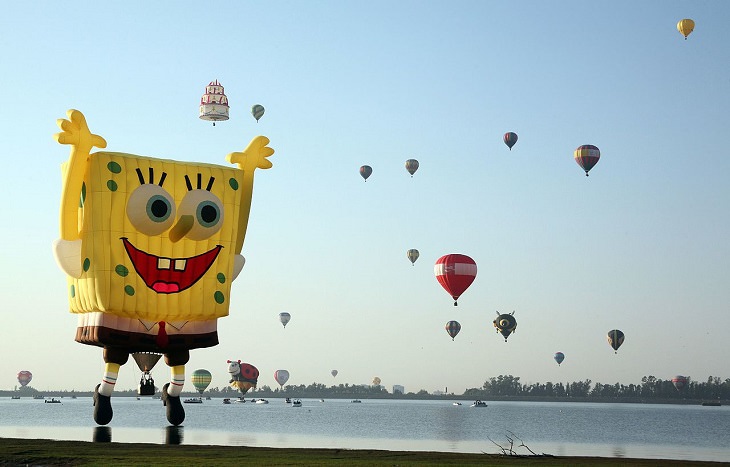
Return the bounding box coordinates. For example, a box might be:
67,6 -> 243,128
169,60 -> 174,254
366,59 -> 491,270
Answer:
1,397 -> 729,462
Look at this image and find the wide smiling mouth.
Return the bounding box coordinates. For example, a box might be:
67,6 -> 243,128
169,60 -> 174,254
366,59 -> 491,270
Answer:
121,237 -> 222,294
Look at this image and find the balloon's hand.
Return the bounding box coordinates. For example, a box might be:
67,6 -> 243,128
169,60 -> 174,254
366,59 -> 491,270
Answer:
54,109 -> 107,155
226,136 -> 274,172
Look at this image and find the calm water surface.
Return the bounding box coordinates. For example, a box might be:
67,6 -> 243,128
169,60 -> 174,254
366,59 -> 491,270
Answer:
1,397 -> 728,462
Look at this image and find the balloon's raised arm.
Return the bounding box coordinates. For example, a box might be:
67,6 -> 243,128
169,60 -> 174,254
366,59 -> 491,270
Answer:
54,110 -> 107,240
226,135 -> 274,254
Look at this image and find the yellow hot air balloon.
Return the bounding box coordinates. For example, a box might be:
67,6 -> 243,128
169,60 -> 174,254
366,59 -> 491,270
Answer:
677,19 -> 694,40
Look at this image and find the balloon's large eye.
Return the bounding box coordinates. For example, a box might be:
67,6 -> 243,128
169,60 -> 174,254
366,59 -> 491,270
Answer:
178,190 -> 224,240
127,184 -> 176,235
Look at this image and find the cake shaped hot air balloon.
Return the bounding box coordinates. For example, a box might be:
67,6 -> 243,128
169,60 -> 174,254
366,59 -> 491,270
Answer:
434,254 -> 477,306
199,80 -> 230,125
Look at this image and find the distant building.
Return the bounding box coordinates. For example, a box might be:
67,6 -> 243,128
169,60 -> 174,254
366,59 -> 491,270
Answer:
393,385 -> 404,395
432,389 -> 445,396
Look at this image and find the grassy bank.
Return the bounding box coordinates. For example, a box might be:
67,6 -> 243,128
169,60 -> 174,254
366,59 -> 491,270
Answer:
0,438 -> 724,466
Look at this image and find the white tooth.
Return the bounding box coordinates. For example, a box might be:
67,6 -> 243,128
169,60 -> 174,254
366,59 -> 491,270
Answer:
174,259 -> 186,271
158,258 -> 171,269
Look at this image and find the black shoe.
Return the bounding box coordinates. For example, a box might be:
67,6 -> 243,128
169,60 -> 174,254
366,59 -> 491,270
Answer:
93,384 -> 113,425
161,383 -> 185,426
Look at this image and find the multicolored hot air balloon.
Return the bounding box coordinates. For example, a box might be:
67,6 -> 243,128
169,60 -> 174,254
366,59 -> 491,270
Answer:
607,329 -> 624,354
407,249 -> 419,266
554,352 -> 565,366
574,145 -> 600,176
445,320 -> 461,341
434,254 -> 477,306
372,376 -> 381,386
331,370 -> 338,378
677,19 -> 695,40
191,369 -> 212,395
17,371 -> 32,387
279,312 -> 291,328
493,311 -> 517,342
274,369 -> 290,388
405,159 -> 419,177
360,165 -> 372,181
251,104 -> 265,122
672,375 -> 688,391
503,132 -> 518,150
228,360 -> 259,395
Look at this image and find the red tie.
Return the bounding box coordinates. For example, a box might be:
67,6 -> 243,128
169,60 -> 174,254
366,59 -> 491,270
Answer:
156,321 -> 168,348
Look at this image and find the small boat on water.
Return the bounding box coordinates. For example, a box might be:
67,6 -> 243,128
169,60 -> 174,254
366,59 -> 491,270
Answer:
45,398 -> 61,404
183,397 -> 203,404
10,396 -> 20,400
351,399 -> 362,403
701,401 -> 722,406
33,395 -> 45,400
234,397 -> 246,403
291,399 -> 302,407
453,402 -> 462,406
254,398 -> 269,404
319,399 -> 325,402
470,400 -> 488,407
222,398 -> 231,404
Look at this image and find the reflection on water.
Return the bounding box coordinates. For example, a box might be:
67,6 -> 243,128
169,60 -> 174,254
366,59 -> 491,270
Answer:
93,427 -> 111,443
165,426 -> 183,445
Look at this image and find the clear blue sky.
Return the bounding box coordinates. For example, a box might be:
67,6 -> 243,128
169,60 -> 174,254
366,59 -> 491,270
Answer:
1,1 -> 728,394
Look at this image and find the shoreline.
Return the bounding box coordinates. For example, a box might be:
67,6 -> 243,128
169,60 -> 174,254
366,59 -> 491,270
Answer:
0,438 -> 725,466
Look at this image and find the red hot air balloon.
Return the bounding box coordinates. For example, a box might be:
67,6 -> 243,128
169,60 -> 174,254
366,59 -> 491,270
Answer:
434,254 -> 477,306
672,375 -> 688,391
503,132 -> 518,150
17,371 -> 32,387
574,145 -> 600,176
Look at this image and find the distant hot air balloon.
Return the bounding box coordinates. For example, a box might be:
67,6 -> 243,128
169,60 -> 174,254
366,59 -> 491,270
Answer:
574,145 -> 600,176
274,369 -> 290,388
372,376 -> 381,386
279,312 -> 291,328
199,80 -> 230,126
493,311 -> 517,342
554,352 -> 565,366
445,320 -> 461,341
331,370 -> 338,378
228,360 -> 259,395
252,104 -> 265,122
607,329 -> 624,354
677,19 -> 695,40
405,159 -> 419,177
191,369 -> 212,395
407,249 -> 420,266
434,254 -> 477,306
672,375 -> 688,391
132,352 -> 162,396
504,132 -> 518,150
360,165 -> 372,181
17,371 -> 32,387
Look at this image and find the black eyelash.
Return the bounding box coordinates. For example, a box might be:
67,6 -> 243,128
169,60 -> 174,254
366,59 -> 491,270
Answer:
184,174 -> 215,191
136,168 -> 168,187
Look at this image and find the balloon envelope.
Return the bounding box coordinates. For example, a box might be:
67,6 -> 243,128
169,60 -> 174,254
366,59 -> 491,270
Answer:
493,312 -> 517,341
445,320 -> 461,340
17,371 -> 32,387
677,19 -> 694,39
132,352 -> 162,372
279,312 -> 291,328
251,104 -> 265,122
574,145 -> 600,176
331,370 -> 338,378
274,369 -> 290,387
191,369 -> 212,394
359,165 -> 372,181
607,329 -> 625,353
407,249 -> 419,265
503,132 -> 518,150
554,352 -> 565,365
434,254 -> 477,305
372,377 -> 381,386
672,375 -> 688,391
405,159 -> 419,176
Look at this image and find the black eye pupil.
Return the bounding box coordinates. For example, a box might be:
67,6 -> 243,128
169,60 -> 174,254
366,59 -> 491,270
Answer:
150,199 -> 169,218
200,204 -> 217,223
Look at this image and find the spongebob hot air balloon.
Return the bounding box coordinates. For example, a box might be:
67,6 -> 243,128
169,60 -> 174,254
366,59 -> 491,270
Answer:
53,109 -> 274,426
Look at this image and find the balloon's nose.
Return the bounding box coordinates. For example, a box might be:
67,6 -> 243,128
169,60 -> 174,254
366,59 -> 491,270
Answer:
169,215 -> 194,242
